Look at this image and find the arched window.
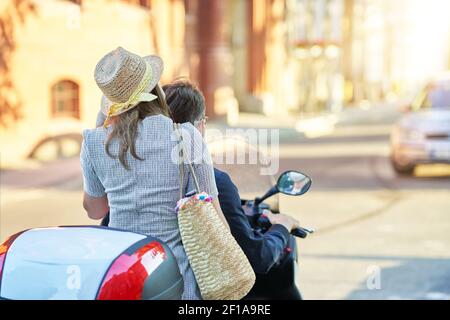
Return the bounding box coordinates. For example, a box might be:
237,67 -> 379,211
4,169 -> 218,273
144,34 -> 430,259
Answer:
139,0 -> 151,9
124,0 -> 151,9
51,80 -> 80,119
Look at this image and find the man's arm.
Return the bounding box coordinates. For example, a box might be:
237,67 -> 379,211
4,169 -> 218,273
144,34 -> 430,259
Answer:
215,169 -> 291,274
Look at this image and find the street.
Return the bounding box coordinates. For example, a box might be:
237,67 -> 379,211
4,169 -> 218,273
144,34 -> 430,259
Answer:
1,121 -> 450,300
278,124 -> 450,300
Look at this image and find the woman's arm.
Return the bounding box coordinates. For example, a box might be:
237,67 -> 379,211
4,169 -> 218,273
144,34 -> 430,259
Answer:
80,132 -> 108,220
83,193 -> 109,220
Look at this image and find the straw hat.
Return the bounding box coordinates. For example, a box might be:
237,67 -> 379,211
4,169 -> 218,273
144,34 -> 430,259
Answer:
94,47 -> 164,118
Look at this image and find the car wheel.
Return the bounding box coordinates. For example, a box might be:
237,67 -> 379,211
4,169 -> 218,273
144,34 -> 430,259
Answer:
391,157 -> 415,175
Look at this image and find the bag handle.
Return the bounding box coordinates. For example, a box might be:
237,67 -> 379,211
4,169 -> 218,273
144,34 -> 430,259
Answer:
174,123 -> 201,200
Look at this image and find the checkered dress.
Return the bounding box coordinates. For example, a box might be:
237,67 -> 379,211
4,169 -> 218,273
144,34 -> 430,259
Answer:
80,114 -> 218,300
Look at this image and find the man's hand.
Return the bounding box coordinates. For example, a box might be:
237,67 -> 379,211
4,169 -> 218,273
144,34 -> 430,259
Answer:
262,210 -> 300,232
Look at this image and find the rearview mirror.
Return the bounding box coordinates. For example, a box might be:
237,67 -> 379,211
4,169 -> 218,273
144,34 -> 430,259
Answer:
277,171 -> 312,196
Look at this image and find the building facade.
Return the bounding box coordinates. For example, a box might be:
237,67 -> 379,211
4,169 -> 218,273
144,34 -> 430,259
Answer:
2,0 -> 449,165
1,0 -> 304,165
0,0 -> 187,165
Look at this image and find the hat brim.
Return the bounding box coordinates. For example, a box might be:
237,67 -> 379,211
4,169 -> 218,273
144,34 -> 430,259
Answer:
100,55 -> 164,117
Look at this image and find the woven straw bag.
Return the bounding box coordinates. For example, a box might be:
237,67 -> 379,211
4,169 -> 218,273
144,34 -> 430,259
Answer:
174,123 -> 255,300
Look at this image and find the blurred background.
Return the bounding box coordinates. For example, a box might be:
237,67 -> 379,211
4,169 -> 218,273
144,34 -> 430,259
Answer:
1,0 -> 450,299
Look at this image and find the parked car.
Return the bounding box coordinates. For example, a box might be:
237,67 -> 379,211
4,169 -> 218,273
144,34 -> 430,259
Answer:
391,74 -> 450,175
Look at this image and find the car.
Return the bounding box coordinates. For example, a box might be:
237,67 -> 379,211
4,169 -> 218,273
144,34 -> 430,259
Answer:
391,74 -> 450,175
0,226 -> 184,300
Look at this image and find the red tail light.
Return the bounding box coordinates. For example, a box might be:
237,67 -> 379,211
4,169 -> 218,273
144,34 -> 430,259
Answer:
0,232 -> 24,284
0,254 -> 5,281
96,241 -> 166,300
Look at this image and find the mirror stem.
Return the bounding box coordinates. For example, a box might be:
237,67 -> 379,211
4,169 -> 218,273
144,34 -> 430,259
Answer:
254,186 -> 279,208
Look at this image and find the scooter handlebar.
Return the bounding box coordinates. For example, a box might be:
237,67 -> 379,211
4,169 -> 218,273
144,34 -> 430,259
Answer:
257,214 -> 311,239
291,227 -> 308,238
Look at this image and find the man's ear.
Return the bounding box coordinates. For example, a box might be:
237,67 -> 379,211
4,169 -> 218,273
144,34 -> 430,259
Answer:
197,122 -> 205,137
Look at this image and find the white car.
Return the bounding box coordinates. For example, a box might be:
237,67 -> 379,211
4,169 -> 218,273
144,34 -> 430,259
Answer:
391,74 -> 450,175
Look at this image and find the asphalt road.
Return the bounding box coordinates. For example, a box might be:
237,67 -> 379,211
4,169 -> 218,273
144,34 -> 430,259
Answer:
1,122 -> 449,300
276,124 -> 450,300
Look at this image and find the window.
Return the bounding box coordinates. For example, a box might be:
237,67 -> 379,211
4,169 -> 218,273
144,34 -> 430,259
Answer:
424,87 -> 450,110
122,0 -> 151,9
51,80 -> 80,119
413,81 -> 450,111
139,0 -> 151,9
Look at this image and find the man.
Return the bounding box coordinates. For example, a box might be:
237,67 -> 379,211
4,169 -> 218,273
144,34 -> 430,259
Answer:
162,80 -> 300,275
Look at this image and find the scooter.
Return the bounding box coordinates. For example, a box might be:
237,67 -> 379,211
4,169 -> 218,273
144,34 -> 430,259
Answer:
0,170 -> 312,300
242,170 -> 314,300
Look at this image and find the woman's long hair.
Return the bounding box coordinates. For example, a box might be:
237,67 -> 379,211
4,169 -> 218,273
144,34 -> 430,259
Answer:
105,84 -> 170,169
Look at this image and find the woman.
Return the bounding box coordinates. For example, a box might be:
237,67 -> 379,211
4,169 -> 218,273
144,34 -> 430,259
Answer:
80,47 -> 229,300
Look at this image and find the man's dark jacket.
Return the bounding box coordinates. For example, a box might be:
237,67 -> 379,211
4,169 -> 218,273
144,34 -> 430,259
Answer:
214,168 -> 290,274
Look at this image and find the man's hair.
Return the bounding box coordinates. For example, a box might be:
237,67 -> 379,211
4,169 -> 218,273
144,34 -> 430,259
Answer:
162,80 -> 205,124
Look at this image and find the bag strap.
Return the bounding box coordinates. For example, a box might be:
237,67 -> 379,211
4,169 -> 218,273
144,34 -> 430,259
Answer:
176,124 -> 184,200
174,123 -> 201,200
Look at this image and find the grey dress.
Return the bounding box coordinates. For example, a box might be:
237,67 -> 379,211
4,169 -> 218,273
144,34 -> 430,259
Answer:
80,114 -> 218,300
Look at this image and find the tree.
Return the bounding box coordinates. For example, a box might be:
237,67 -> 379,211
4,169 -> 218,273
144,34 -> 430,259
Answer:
0,0 -> 35,128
